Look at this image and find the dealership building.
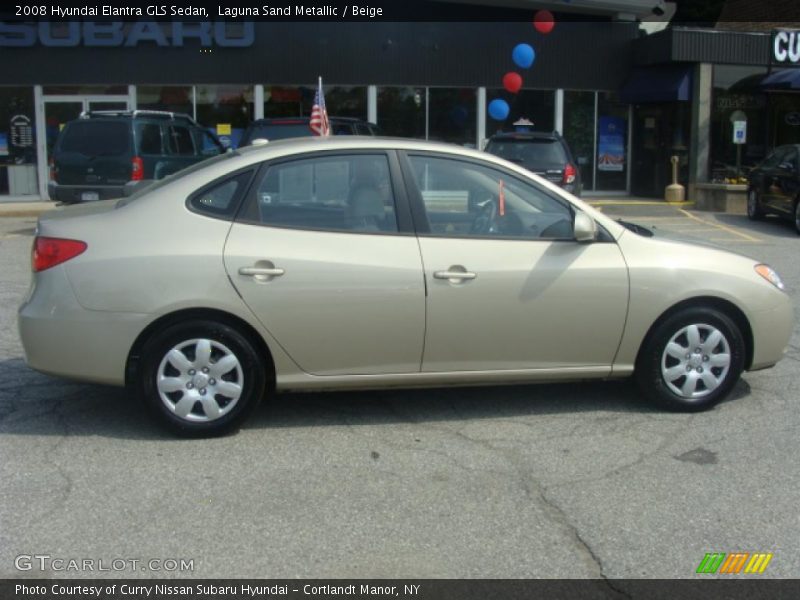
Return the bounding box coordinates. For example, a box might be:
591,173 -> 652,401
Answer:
1,0 -> 799,201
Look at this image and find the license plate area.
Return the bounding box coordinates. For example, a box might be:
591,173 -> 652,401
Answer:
81,191 -> 100,202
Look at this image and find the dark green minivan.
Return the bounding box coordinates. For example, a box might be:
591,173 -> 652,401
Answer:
48,110 -> 225,203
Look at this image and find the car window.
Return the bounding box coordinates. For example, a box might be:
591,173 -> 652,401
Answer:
188,170 -> 253,218
761,147 -> 788,170
332,122 -> 355,135
407,154 -> 573,240
167,125 -> 195,155
193,129 -> 224,156
59,121 -> 129,156
242,154 -> 398,233
356,123 -> 373,136
485,138 -> 567,166
136,123 -> 163,155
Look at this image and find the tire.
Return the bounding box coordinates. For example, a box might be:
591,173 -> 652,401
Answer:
635,307 -> 745,412
747,188 -> 763,220
138,319 -> 266,437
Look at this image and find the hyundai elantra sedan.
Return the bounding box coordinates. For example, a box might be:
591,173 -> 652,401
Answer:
19,137 -> 793,436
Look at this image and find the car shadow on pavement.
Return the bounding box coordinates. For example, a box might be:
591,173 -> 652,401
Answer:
0,357 -> 752,440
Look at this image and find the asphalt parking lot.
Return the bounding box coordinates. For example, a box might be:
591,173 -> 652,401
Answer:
0,202 -> 798,581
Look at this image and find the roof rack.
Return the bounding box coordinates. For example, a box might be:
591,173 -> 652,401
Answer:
78,109 -> 199,125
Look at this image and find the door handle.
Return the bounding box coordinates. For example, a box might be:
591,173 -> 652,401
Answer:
238,266 -> 285,278
433,269 -> 477,282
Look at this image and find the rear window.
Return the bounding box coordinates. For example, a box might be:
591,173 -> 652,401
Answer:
486,138 -> 567,165
59,121 -> 130,156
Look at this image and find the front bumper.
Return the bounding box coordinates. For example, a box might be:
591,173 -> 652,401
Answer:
748,292 -> 795,371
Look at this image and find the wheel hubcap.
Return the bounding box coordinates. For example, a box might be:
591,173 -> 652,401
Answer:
156,338 -> 244,422
661,323 -> 731,399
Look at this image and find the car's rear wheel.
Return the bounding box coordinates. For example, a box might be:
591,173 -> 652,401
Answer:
747,188 -> 763,220
635,307 -> 745,412
139,320 -> 266,436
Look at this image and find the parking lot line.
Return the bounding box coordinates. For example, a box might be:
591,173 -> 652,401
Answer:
678,209 -> 761,242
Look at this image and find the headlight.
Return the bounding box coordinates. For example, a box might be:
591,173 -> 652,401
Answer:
755,264 -> 786,291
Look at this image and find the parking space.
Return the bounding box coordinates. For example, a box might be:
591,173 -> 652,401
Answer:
0,205 -> 798,581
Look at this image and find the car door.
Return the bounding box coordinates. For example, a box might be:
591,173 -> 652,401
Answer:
223,151 -> 426,376
760,146 -> 788,213
772,146 -> 800,215
401,152 -> 629,372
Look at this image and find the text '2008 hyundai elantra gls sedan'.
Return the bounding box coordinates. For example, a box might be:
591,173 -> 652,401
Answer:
19,137 -> 794,436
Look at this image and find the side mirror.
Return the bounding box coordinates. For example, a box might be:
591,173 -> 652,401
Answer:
574,212 -> 597,243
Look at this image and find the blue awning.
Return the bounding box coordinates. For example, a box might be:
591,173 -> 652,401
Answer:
759,69 -> 800,91
620,65 -> 692,104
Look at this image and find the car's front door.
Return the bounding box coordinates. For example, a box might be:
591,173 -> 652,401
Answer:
402,153 -> 629,372
772,146 -> 800,215
224,152 -> 425,376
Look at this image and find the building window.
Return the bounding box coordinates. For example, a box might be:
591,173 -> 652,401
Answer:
137,86 -> 193,117
0,87 -> 37,196
710,65 -> 771,181
377,87 -> 427,139
428,88 -> 477,147
262,86 -> 367,120
485,89 -> 555,138
195,85 -> 254,149
595,92 -> 628,191
563,91 -> 596,193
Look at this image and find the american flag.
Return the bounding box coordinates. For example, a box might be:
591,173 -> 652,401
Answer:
309,76 -> 330,137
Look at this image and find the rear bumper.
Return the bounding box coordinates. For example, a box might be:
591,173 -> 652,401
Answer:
48,181 -> 149,203
18,265 -> 147,386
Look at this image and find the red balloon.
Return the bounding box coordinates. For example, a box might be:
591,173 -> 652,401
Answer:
503,72 -> 523,94
534,10 -> 555,34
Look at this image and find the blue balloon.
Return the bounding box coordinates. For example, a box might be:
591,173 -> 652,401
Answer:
512,43 -> 536,69
488,99 -> 510,121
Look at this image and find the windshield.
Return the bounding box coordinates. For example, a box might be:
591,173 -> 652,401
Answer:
486,138 -> 567,166
116,150 -> 240,208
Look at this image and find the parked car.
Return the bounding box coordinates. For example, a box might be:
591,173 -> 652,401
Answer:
747,144 -> 800,233
238,116 -> 380,146
48,110 -> 225,203
20,137 -> 792,436
484,131 -> 582,196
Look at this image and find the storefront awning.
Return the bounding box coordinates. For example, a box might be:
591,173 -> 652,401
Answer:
620,65 -> 692,103
759,69 -> 800,91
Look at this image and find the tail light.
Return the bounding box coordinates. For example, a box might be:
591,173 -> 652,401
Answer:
563,163 -> 577,185
49,158 -> 56,182
32,237 -> 87,272
131,156 -> 144,181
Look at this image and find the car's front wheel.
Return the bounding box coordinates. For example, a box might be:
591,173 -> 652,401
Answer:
139,319 -> 266,436
747,188 -> 763,220
635,307 -> 745,412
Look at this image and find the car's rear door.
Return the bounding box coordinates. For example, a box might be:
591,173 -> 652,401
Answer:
223,150 -> 426,376
401,151 -> 629,372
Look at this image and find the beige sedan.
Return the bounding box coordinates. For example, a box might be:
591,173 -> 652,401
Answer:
18,137 -> 794,436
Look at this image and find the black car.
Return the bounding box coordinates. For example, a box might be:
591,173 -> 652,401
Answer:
238,116 -> 380,146
484,131 -> 582,196
747,144 -> 800,233
49,110 -> 225,203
